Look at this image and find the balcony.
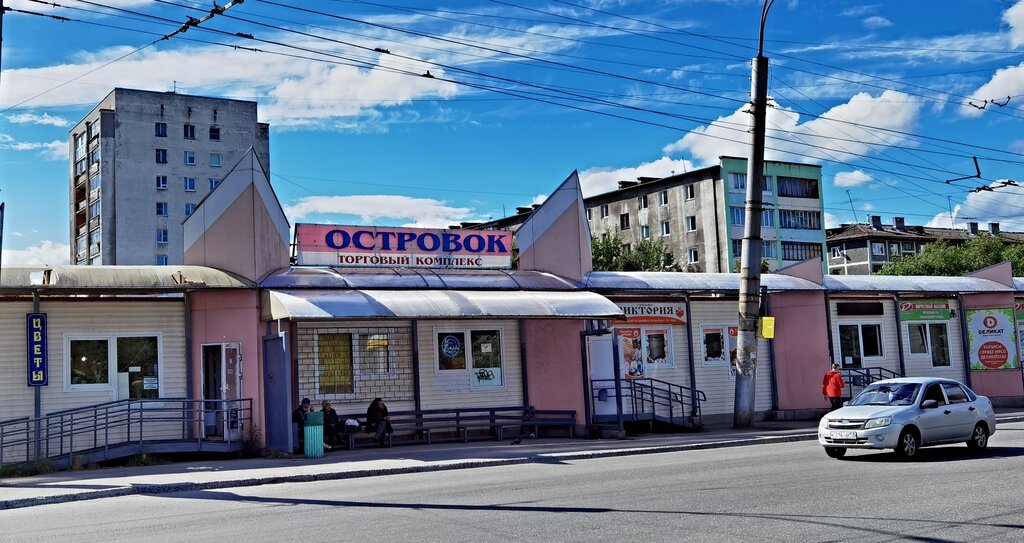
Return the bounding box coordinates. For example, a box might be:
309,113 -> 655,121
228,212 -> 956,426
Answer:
89,188 -> 100,201
77,250 -> 88,262
76,200 -> 87,212
89,216 -> 101,231
77,225 -> 88,237
89,243 -> 100,255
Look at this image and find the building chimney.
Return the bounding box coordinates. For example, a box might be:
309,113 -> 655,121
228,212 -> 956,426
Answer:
869,215 -> 882,229
968,222 -> 979,235
893,217 -> 905,230
617,180 -> 639,189
515,206 -> 533,215
990,222 -> 1000,235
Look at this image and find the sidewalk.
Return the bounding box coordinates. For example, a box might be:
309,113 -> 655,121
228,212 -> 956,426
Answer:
4,409 -> 1023,511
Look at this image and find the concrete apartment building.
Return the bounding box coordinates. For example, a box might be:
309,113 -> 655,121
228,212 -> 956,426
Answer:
582,157 -> 825,272
826,216 -> 1024,275
70,88 -> 270,265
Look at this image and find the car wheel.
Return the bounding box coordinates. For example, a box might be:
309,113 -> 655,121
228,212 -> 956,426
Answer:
824,446 -> 847,459
894,429 -> 918,459
966,423 -> 988,451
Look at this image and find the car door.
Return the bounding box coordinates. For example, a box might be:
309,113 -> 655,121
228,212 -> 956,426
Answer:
941,382 -> 977,441
915,383 -> 951,443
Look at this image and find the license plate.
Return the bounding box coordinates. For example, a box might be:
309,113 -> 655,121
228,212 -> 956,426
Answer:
831,431 -> 856,439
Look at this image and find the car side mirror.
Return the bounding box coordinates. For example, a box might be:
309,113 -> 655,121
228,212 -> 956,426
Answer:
921,399 -> 938,409
842,401 -> 849,407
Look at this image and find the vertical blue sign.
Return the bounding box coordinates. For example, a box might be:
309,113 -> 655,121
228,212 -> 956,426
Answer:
27,313 -> 47,386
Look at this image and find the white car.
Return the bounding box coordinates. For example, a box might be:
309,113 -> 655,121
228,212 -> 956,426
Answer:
818,377 -> 996,459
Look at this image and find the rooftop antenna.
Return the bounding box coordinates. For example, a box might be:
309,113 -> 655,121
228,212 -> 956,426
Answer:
845,190 -> 857,223
947,196 -> 954,229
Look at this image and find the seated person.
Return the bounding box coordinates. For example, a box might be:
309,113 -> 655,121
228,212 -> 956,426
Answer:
321,400 -> 340,449
366,397 -> 393,448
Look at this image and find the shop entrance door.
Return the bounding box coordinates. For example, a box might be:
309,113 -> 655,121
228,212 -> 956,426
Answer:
587,335 -> 618,417
202,343 -> 242,441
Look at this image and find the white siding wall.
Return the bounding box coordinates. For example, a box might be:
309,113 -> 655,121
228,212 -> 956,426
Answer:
417,320 -> 524,410
830,298 -> 901,374
900,299 -> 966,380
689,301 -> 773,416
0,300 -> 185,422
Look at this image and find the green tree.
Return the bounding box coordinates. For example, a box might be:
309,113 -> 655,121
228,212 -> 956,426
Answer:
592,234 -> 678,271
877,237 -> 1024,276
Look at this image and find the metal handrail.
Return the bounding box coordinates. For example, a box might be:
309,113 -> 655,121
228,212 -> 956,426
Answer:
591,378 -> 706,429
840,367 -> 904,399
1,398 -> 252,469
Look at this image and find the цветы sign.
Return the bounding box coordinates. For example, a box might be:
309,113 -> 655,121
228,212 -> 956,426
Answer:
294,224 -> 513,269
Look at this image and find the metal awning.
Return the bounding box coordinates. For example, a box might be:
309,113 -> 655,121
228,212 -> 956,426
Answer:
262,289 -> 625,320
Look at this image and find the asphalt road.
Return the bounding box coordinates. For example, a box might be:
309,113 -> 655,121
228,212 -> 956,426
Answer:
4,422 -> 1024,543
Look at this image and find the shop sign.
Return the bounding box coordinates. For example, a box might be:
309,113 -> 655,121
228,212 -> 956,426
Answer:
26,313 -> 47,387
967,308 -> 1019,370
293,223 -> 513,269
899,299 -> 952,321
616,303 -> 686,325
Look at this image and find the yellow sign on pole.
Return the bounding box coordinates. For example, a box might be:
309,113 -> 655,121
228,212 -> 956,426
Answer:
759,316 -> 776,339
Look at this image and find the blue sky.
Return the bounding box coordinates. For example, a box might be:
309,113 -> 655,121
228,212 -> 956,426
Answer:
4,0 -> 1024,264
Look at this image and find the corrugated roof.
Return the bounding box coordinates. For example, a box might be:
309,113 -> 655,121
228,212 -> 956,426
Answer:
260,266 -> 577,290
0,266 -> 254,291
824,275 -> 1012,293
582,271 -> 822,292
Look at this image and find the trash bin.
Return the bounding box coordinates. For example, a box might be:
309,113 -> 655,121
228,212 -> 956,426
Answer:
304,411 -> 324,458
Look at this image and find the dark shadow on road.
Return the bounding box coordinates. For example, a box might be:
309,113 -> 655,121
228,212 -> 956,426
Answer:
149,489 -> 1024,542
838,445 -> 1024,463
0,482 -> 123,491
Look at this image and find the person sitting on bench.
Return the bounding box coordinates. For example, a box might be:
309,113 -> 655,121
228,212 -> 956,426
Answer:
321,400 -> 340,450
366,397 -> 393,448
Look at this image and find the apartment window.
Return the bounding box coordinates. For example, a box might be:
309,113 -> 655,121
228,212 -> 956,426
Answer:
156,254 -> 168,265
872,242 -> 886,256
727,173 -> 774,193
781,241 -> 822,261
89,173 -> 101,192
777,176 -> 819,198
184,203 -> 197,217
685,185 -> 695,200
156,202 -> 168,216
155,149 -> 168,163
638,194 -> 649,209
730,206 -> 745,226
600,204 -> 609,218
762,240 -> 777,258
156,229 -> 168,244
183,123 -> 195,139
90,254 -> 102,266
839,323 -> 883,368
183,151 -> 196,165
779,209 -> 821,230
620,213 -> 630,230
830,247 -> 843,259
586,208 -> 592,221
155,175 -> 168,190
210,152 -> 221,167
688,247 -> 699,264
182,177 -> 196,192
761,210 -> 775,227
908,322 -> 950,367
685,216 -> 697,232
74,133 -> 86,161
661,221 -> 671,236
659,190 -> 669,206
209,178 -> 220,191
901,242 -> 916,253
89,148 -> 100,165
209,126 -> 221,141
89,200 -> 101,219
66,335 -> 161,398
317,333 -> 354,394
640,225 -> 650,239
732,239 -> 743,258
155,122 -> 167,137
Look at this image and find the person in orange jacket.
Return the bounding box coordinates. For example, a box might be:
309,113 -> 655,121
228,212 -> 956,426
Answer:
822,362 -> 846,410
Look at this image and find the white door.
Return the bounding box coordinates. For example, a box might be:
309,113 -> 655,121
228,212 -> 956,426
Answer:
202,343 -> 243,441
587,335 -> 617,416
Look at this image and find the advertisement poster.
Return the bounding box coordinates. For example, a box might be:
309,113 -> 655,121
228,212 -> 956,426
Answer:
967,308 -> 1019,370
616,328 -> 645,379
701,325 -> 738,373
899,299 -> 953,321
614,303 -> 680,371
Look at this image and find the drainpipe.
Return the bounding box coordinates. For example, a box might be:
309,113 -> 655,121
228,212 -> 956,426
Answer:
579,331 -> 592,430
519,319 -> 529,407
763,286 -> 778,411
411,320 -> 421,412
612,333 -> 624,431
955,294 -> 972,388
684,294 -> 697,394
824,292 -> 835,364
892,293 -> 906,376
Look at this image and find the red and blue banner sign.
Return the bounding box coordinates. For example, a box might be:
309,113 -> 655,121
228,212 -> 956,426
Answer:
294,224 -> 513,269
26,313 -> 47,386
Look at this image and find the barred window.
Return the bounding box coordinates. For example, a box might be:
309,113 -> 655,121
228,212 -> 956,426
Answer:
781,241 -> 823,261
361,333 -> 391,374
779,209 -> 821,230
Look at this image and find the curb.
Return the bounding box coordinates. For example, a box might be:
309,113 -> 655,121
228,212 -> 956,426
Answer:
0,432 -> 816,511
5,416 -> 1023,511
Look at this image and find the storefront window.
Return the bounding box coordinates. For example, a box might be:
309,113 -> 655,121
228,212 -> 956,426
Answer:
839,323 -> 883,367
361,333 -> 391,374
908,322 -> 950,367
318,333 -> 354,394
117,336 -> 159,399
701,325 -> 737,370
437,332 -> 467,370
67,335 -> 161,396
470,330 -> 503,387
70,339 -> 109,385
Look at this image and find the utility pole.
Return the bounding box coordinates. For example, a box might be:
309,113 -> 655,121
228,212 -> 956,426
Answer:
734,0 -> 773,428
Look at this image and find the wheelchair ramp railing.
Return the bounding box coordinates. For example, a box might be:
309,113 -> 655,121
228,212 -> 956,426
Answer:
1,398 -> 252,470
591,378 -> 706,430
840,367 -> 904,399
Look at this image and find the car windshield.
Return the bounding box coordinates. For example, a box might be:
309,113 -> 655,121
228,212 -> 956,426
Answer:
849,383 -> 921,406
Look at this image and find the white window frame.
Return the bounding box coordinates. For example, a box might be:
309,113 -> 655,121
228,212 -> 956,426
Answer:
688,247 -> 699,264
63,333 -> 164,397
685,185 -> 695,200
156,229 -> 168,244
156,202 -> 168,216
838,322 -> 885,366
699,324 -> 736,368
313,331 -> 357,399
659,190 -> 669,206
600,204 -> 609,218
830,246 -> 842,259
640,225 -> 650,239
638,194 -> 648,209
433,326 -> 506,390
185,203 -> 197,217
183,150 -> 196,165
871,242 -> 886,256
685,216 -> 697,232
660,221 -> 671,236
184,177 -> 196,192
906,321 -> 951,367
209,178 -> 220,191
210,152 -> 221,167
155,175 -> 168,190
156,254 -> 168,265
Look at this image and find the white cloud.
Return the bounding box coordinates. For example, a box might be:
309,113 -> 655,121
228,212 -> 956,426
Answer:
7,112 -> 70,127
824,212 -> 841,229
960,62 -> 1024,117
579,156 -> 696,197
663,91 -> 921,166
531,194 -> 548,205
833,170 -> 872,187
862,16 -> 892,29
927,181 -> 1024,229
283,195 -> 474,228
1005,0 -> 1024,47
2,240 -> 70,266
0,134 -> 65,160
839,5 -> 878,17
